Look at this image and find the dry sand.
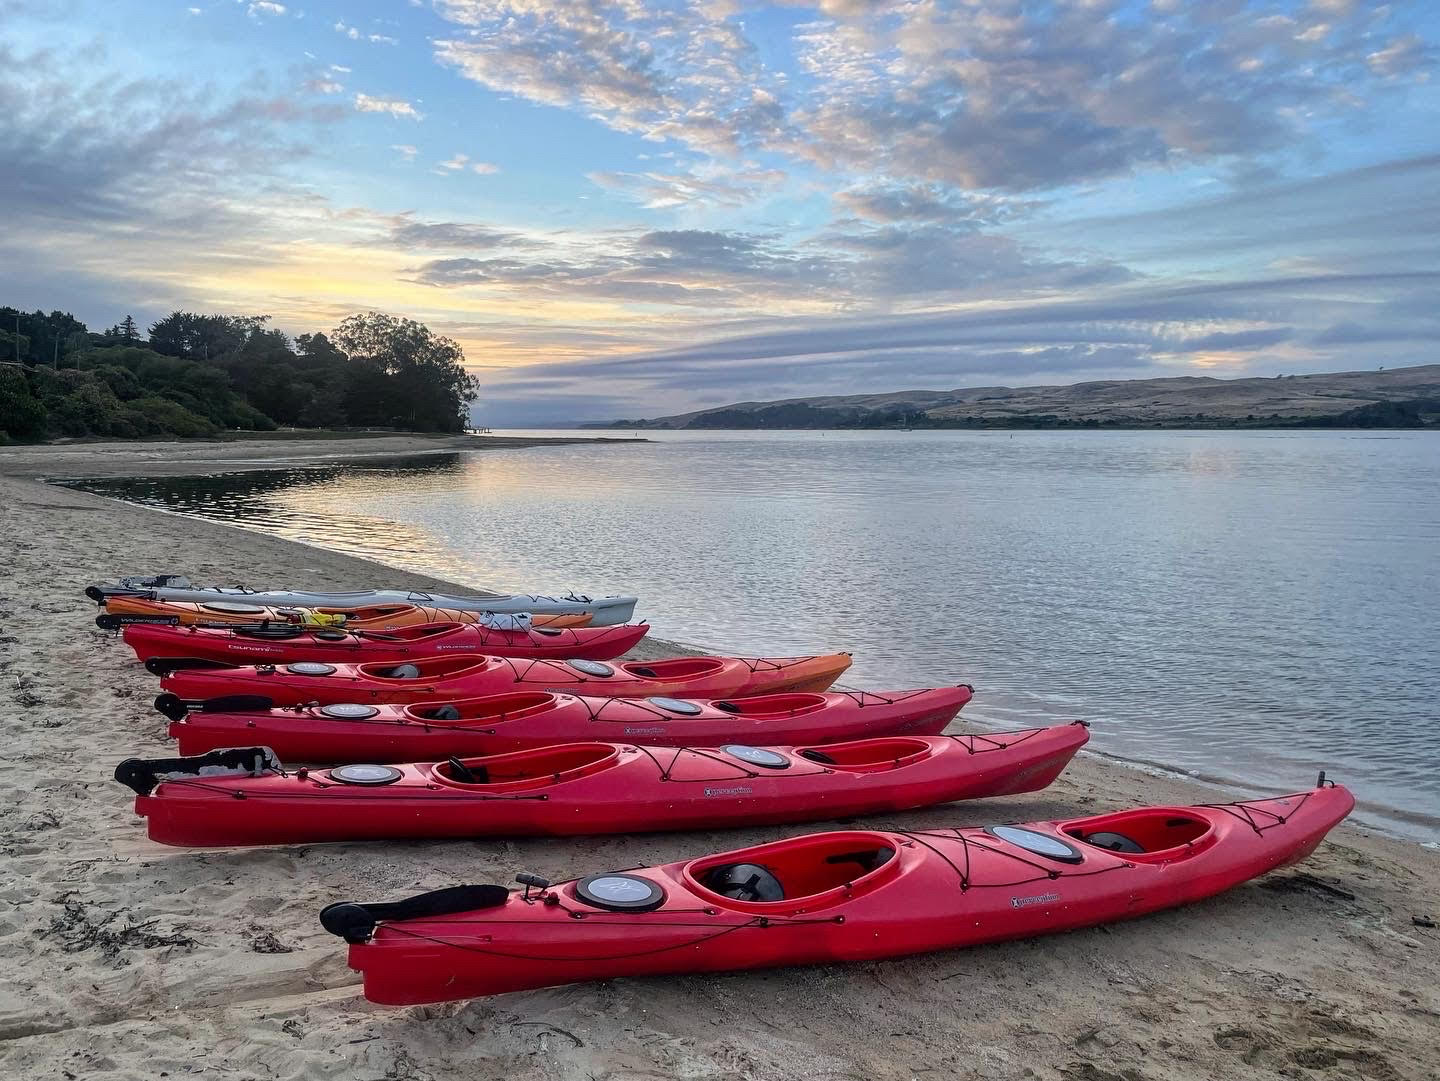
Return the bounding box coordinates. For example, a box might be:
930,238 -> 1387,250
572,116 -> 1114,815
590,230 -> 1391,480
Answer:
0,440 -> 1436,1080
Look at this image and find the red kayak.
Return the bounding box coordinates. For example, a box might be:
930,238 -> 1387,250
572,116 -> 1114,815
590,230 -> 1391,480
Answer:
116,723 -> 1089,847
121,620 -> 650,666
158,686 -> 974,761
154,653 -> 853,707
321,780 -> 1354,1004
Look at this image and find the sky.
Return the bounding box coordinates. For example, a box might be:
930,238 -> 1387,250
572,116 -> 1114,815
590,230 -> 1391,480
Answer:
2,0 -> 1437,426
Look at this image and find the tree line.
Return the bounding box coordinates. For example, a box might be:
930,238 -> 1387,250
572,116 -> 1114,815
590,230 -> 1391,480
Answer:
0,306 -> 479,443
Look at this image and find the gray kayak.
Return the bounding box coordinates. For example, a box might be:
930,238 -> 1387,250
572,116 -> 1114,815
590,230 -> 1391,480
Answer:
85,576 -> 639,626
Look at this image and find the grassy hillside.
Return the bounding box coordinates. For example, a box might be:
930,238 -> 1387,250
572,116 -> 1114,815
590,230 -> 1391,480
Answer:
593,364 -> 1440,429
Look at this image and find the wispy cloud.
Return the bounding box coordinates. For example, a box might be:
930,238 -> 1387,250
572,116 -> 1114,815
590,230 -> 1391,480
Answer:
354,93 -> 423,120
335,18 -> 398,45
247,1 -> 285,16
588,166 -> 785,210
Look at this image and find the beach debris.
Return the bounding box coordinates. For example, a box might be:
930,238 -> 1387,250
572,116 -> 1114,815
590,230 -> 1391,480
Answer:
1413,915 -> 1436,929
12,673 -> 43,708
43,893 -> 195,965
250,931 -> 296,953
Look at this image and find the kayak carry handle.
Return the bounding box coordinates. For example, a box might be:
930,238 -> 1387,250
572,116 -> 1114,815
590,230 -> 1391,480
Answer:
515,872 -> 550,901
114,745 -> 281,796
154,692 -> 277,721
320,884 -> 511,944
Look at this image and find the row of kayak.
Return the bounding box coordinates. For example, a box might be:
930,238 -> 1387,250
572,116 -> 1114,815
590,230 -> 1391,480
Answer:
88,574 -> 639,625
92,574 -> 1355,1008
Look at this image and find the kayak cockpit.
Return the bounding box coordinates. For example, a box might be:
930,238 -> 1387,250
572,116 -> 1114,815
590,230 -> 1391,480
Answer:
359,656 -> 496,681
405,692 -> 558,725
1064,809 -> 1216,862
366,622 -> 468,642
315,605 -> 413,620
621,657 -> 725,679
795,737 -> 933,772
685,831 -> 901,909
712,693 -> 828,717
431,743 -> 620,791
198,602 -> 267,615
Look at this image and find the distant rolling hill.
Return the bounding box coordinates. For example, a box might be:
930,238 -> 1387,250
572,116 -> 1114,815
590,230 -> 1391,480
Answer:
588,364 -> 1440,430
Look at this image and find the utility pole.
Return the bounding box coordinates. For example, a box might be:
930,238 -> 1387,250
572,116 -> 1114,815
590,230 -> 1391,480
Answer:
53,335 -> 59,370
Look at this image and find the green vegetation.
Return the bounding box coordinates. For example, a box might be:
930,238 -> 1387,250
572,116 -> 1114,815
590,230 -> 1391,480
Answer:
0,307 -> 478,444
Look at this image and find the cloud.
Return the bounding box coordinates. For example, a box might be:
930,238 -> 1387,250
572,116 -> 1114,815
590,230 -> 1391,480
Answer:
1169,327 -> 1294,352
0,43 -> 341,228
247,1 -> 285,16
306,78 -> 344,94
334,19 -> 359,39
431,0 -> 789,157
588,166 -> 785,209
387,219 -> 525,248
354,93 -> 423,120
369,33 -> 399,45
471,161 -> 500,174
1367,34 -> 1429,76
390,143 -> 418,161
429,0 -> 1435,193
485,266 -> 1438,419
834,184 -> 1039,226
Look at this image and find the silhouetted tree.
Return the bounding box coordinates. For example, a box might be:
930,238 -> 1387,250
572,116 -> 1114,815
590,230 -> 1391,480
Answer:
331,311 -> 478,431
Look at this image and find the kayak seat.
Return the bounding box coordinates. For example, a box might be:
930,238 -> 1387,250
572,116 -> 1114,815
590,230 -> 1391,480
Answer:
630,666 -> 657,677
701,863 -> 785,902
432,704 -> 462,720
383,664 -> 422,679
446,756 -> 490,785
1081,831 -> 1145,854
824,847 -> 894,873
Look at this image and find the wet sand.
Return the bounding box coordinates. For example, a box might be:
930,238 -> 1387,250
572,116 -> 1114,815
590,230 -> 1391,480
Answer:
0,440 -> 1435,1080
0,432 -> 644,480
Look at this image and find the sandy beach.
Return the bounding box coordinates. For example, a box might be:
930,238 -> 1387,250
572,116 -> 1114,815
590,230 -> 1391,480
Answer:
0,440 -> 1435,1081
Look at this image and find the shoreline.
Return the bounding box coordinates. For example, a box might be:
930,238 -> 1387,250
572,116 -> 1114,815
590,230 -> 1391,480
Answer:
47,469 -> 1439,847
1,443 -> 1436,1079
0,432 -> 646,480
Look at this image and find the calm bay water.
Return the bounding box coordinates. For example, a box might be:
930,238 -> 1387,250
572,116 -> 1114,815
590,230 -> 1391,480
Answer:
74,430 -> 1440,840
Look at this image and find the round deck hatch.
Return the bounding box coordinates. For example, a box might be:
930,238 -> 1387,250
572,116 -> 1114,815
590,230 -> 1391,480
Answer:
319,703 -> 380,719
287,662 -> 337,676
720,745 -> 789,770
327,764 -> 402,786
574,873 -> 666,912
567,659 -> 614,677
985,825 -> 1083,863
648,696 -> 702,715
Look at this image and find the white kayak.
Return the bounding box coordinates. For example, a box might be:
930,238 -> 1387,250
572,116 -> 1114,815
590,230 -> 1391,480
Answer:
85,577 -> 639,626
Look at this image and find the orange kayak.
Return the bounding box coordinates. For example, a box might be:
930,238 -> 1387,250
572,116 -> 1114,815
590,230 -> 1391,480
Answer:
101,596 -> 592,630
